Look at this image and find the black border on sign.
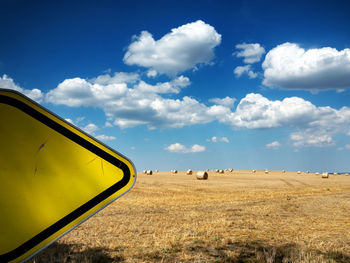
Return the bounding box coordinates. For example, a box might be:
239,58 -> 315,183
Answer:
0,91 -> 131,262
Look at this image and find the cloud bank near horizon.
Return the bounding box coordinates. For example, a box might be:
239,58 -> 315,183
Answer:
2,71 -> 349,148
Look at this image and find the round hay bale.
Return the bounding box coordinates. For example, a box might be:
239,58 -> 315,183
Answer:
219,169 -> 224,174
215,169 -> 219,173
187,169 -> 192,175
322,172 -> 329,178
265,169 -> 269,174
297,171 -> 301,174
143,170 -> 147,174
229,168 -> 234,172
252,169 -> 256,173
146,170 -> 153,175
196,171 -> 208,180
155,169 -> 159,173
282,170 -> 286,173
172,170 -> 177,174
315,172 -> 320,175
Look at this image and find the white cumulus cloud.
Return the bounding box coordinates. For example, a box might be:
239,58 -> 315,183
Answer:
46,77 -> 128,107
65,118 -> 74,124
135,75 -> 190,94
221,93 -> 318,129
234,65 -> 258,78
91,72 -> 139,85
95,134 -> 116,141
147,70 -> 158,78
266,141 -> 281,149
46,73 -> 225,129
80,122 -> 116,142
210,136 -> 230,143
82,123 -> 99,135
165,143 -> 206,153
0,74 -> 43,103
235,43 -> 266,63
123,20 -> 222,76
218,93 -> 350,147
290,131 -> 334,147
262,42 -> 350,91
191,144 -> 206,152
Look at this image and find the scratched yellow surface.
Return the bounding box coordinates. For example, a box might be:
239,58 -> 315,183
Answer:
0,90 -> 136,262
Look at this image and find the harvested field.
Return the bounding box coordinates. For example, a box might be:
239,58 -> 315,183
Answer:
31,171 -> 350,262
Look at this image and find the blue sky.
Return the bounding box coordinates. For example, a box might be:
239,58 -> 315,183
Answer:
1,0 -> 350,172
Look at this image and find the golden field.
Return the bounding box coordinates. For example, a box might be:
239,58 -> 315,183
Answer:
31,170 -> 350,263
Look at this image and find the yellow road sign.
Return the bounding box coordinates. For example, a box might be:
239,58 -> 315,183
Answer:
0,89 -> 136,262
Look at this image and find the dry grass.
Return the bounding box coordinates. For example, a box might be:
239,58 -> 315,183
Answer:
31,170 -> 350,262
